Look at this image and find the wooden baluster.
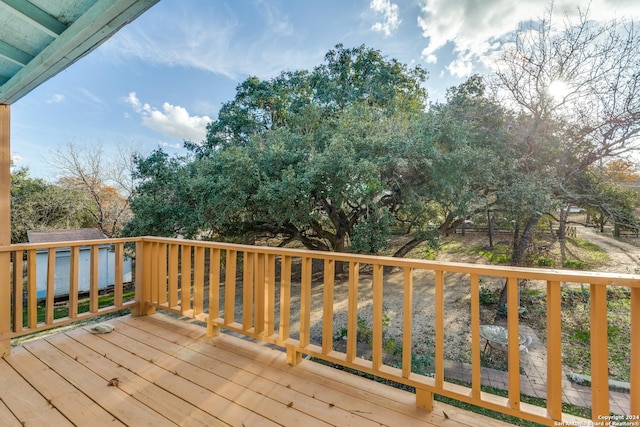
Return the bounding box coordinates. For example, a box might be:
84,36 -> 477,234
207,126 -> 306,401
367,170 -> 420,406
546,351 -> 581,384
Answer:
402,267 -> 413,379
150,242 -> 158,304
506,276 -> 520,411
193,246 -> 205,316
264,253 -> 275,338
45,248 -> 56,324
590,283 -> 610,419
299,256 -> 312,348
157,243 -> 167,306
254,252 -> 265,335
470,274 -> 481,399
114,243 -> 123,308
242,251 -> 254,331
322,259 -> 335,355
631,286 -> 639,417
372,263 -> 383,371
181,244 -> 192,316
435,270 -> 444,389
546,280 -> 562,420
69,246 -> 79,319
346,261 -> 359,362
90,245 -> 99,314
279,255 -> 292,342
12,250 -> 23,333
27,249 -> 37,327
224,250 -> 237,326
168,244 -> 179,308
207,248 -> 221,337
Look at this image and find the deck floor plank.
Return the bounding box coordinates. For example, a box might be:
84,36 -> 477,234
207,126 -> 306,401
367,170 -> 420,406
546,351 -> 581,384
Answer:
2,313 -> 517,427
4,345 -> 125,426
0,356 -> 74,426
120,314 -> 515,427
70,323 -> 332,427
63,326 -> 278,427
46,332 -> 231,427
22,338 -> 176,427
112,317 -> 393,427
0,394 -> 23,427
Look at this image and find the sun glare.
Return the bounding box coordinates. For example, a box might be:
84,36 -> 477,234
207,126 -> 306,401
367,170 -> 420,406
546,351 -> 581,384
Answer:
548,80 -> 570,101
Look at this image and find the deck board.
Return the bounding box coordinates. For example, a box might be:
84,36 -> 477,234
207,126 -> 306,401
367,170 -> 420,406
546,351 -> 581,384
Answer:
1,313 -> 516,426
5,345 -> 125,426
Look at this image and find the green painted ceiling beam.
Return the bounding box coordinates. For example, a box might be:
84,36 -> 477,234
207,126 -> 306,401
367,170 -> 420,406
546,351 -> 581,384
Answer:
0,0 -> 67,37
0,0 -> 159,104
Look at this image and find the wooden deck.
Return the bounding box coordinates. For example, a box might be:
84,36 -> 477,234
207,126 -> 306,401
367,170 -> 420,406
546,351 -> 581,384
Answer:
0,313 -> 517,427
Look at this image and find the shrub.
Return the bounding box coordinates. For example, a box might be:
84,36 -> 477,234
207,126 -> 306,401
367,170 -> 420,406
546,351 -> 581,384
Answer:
563,259 -> 589,269
537,256 -> 555,266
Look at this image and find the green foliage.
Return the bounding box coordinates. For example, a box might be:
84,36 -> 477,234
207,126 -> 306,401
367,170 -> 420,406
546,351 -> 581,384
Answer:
478,245 -> 512,264
566,237 -> 603,252
562,259 -> 589,269
536,256 -> 555,267
124,39 -> 640,255
129,44 -> 438,252
479,286 -> 499,305
350,210 -> 394,254
10,167 -> 94,243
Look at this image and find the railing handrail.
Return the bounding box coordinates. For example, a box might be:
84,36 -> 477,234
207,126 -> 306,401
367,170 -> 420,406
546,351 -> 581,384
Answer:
4,234 -> 639,287
141,236 -> 640,286
0,236 -> 141,252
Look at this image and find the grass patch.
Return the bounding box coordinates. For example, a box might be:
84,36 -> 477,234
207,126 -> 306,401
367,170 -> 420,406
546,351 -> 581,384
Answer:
20,290 -> 136,327
477,244 -> 512,264
566,237 -> 606,252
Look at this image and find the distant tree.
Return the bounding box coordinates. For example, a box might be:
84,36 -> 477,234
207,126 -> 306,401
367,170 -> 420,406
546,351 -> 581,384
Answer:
50,142 -> 135,237
10,167 -> 92,243
571,168 -> 640,234
123,150 -> 205,238
493,6 -> 640,264
602,159 -> 639,183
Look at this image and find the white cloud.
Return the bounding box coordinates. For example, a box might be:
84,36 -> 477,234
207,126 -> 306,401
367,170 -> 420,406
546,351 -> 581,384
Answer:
103,3 -> 313,80
45,93 -> 65,104
417,0 -> 640,77
11,154 -> 23,164
447,56 -> 473,79
159,141 -> 183,149
370,0 -> 401,37
125,92 -> 211,143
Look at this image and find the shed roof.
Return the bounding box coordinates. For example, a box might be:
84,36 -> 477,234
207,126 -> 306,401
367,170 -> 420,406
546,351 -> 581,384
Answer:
0,0 -> 159,104
27,227 -> 106,243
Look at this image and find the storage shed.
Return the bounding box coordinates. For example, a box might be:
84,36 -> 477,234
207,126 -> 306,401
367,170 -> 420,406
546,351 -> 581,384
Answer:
27,228 -> 132,299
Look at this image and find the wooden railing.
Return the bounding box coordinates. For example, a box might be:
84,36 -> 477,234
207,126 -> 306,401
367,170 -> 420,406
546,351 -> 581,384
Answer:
1,236 -> 638,425
0,238 -> 142,343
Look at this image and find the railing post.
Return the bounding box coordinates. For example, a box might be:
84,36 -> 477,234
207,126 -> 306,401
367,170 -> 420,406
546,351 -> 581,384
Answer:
630,286 -> 639,417
0,105 -> 11,356
416,388 -> 434,412
131,239 -> 152,316
0,251 -> 10,356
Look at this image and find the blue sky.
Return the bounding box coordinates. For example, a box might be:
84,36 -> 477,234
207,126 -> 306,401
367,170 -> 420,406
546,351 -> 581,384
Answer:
10,0 -> 640,180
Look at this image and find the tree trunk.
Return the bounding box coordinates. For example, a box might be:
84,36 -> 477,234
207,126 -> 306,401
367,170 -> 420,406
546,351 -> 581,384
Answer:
558,207 -> 568,264
511,213 -> 542,265
392,236 -> 426,258
498,212 -> 543,308
487,213 -> 495,250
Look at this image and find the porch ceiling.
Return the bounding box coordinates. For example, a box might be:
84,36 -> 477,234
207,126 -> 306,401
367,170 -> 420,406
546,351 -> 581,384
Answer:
0,0 -> 159,104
